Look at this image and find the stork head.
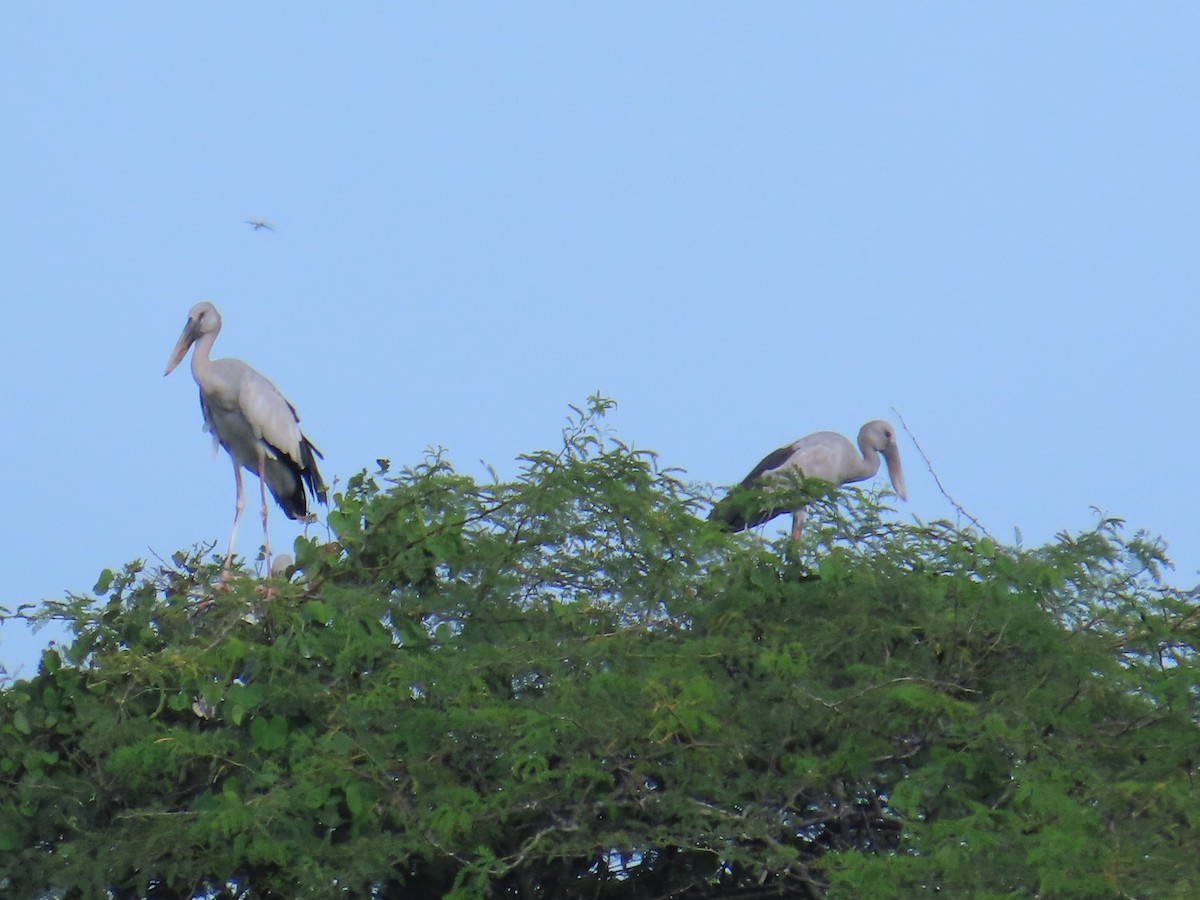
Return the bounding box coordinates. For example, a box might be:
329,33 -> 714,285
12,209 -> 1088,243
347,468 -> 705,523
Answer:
859,419 -> 907,502
164,301 -> 222,376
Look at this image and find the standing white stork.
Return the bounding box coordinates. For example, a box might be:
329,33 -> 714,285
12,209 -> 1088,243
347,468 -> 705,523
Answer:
710,420 -> 907,540
164,301 -> 327,576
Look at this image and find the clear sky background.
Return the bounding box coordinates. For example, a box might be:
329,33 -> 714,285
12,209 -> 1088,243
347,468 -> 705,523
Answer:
2,4 -> 1198,679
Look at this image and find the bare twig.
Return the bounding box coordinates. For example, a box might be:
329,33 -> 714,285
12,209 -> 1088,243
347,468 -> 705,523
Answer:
891,408 -> 996,542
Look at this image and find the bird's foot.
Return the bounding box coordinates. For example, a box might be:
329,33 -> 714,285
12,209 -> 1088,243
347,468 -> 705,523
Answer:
191,576 -> 234,612
255,553 -> 294,599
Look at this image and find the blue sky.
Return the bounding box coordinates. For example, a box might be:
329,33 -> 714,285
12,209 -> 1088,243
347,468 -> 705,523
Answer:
2,4 -> 1198,678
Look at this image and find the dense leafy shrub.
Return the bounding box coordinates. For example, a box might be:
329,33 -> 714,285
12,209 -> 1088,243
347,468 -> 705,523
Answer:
3,398 -> 1197,898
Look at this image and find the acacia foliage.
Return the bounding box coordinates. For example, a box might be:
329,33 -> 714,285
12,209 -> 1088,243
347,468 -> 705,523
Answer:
2,396 -> 1198,898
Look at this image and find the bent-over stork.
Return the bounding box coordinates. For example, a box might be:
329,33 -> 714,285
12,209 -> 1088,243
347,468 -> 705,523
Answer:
710,420 -> 907,540
164,301 -> 326,576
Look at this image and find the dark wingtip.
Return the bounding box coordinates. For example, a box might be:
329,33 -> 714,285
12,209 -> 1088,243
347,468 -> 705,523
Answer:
263,436 -> 328,519
708,496 -> 747,532
709,484 -> 796,535
300,438 -> 328,507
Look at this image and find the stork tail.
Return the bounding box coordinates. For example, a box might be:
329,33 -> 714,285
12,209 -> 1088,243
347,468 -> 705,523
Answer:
262,437 -> 328,519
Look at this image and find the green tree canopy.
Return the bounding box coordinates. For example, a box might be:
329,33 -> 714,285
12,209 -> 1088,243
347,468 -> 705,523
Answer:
3,397 -> 1198,898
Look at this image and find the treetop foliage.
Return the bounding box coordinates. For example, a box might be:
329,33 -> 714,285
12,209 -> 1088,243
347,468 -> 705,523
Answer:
2,396 -> 1198,898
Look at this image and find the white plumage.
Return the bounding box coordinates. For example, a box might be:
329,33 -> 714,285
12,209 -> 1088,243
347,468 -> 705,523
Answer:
711,420 -> 907,540
165,301 -> 326,576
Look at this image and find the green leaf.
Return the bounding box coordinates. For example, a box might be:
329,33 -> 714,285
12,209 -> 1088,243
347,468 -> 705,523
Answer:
344,780 -> 376,818
304,599 -> 334,622
249,715 -> 288,752
93,568 -> 114,594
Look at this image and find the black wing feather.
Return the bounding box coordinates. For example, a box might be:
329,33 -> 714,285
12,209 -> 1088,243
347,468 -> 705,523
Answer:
709,442 -> 798,532
738,443 -> 797,486
262,436 -> 327,520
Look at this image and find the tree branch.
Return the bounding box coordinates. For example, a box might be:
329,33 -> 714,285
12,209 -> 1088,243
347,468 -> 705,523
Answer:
891,407 -> 996,542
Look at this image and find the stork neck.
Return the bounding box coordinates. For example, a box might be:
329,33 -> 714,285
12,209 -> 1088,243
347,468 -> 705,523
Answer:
189,329 -> 218,382
855,439 -> 883,480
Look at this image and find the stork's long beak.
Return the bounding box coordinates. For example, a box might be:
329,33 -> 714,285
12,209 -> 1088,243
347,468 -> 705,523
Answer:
883,444 -> 907,502
164,317 -> 200,376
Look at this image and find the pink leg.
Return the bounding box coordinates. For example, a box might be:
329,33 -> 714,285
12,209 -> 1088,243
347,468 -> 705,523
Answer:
223,458 -> 246,577
258,454 -> 272,574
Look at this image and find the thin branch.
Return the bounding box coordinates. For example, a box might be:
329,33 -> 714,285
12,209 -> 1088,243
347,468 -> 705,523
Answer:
891,407 -> 996,542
